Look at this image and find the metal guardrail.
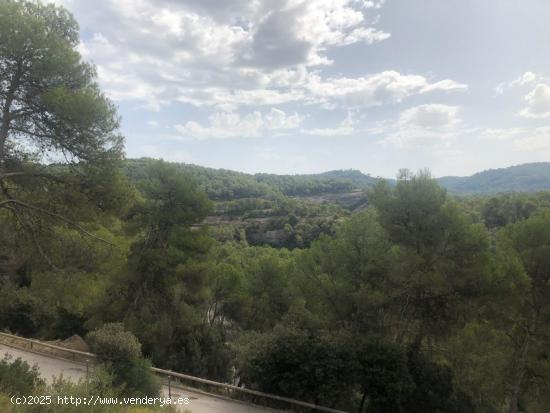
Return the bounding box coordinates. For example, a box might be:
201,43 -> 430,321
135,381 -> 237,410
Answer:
0,331 -> 347,413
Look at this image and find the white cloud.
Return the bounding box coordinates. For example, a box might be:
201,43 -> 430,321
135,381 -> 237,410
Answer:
237,0 -> 391,68
381,104 -> 462,148
495,71 -> 538,94
305,71 -> 467,109
359,0 -> 386,9
510,72 -> 538,88
494,73 -> 550,119
46,0 -> 467,113
49,0 -> 395,109
481,127 -> 550,151
302,112 -> 356,136
174,108 -> 303,139
398,104 -> 461,129
519,83 -> 550,119
147,120 -> 159,127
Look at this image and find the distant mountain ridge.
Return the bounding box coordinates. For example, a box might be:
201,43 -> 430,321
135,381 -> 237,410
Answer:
126,159 -> 550,198
266,162 -> 550,195
437,162 -> 550,194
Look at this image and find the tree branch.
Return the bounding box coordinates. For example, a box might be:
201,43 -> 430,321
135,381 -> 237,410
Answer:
0,198 -> 114,246
0,171 -> 64,183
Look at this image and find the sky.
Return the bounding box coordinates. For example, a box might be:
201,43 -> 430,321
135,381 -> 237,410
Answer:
50,0 -> 550,178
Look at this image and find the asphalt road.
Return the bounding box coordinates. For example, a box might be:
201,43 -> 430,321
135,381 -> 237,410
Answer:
0,343 -> 280,413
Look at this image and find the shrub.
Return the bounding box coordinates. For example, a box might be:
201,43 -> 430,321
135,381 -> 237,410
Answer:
0,354 -> 44,397
239,327 -> 355,407
87,323 -> 142,363
87,324 -> 160,397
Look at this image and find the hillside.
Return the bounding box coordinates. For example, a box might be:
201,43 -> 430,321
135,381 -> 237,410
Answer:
438,162 -> 550,194
124,159 -> 359,248
123,160 -> 550,248
127,159 -> 550,197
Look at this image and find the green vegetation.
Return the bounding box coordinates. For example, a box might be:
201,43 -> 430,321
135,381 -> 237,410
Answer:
3,1 -> 550,412
87,324 -> 160,397
124,159 -> 352,249
438,162 -> 550,194
0,355 -> 43,397
0,359 -> 171,412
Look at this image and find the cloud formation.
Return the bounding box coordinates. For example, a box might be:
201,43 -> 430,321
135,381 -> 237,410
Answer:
494,72 -> 550,119
495,71 -> 538,94
305,72 -> 467,109
301,112 -> 356,136
520,83 -> 550,119
55,0 -> 386,107
381,104 -> 462,148
50,0 -> 467,113
174,108 -> 303,139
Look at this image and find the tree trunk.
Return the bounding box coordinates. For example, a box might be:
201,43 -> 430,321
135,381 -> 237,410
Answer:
0,114 -> 9,167
0,62 -> 22,167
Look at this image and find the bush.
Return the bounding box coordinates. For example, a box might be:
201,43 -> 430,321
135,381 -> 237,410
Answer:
0,368 -> 171,413
352,340 -> 413,413
0,354 -> 44,397
86,324 -> 160,397
6,370 -> 168,412
87,323 -> 142,363
239,327 -> 355,408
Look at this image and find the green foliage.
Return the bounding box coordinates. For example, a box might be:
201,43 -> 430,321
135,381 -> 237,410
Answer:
125,159 -> 350,249
404,345 -> 473,413
0,355 -> 43,397
351,340 -> 413,413
438,162 -> 550,194
87,324 -> 160,398
12,3 -> 550,411
124,159 -> 274,201
0,281 -> 50,336
445,321 -> 511,411
494,213 -> 550,412
242,250 -> 296,330
103,161 -> 234,380
238,327 -> 355,407
0,0 -> 131,308
3,126 -> 550,413
87,323 -> 142,363
1,369 -> 168,413
255,172 -> 355,196
0,0 -> 123,164
239,327 -> 471,412
481,193 -> 546,228
369,172 -> 491,341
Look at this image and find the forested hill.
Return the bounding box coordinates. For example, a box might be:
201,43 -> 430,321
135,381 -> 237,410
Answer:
123,159 -> 373,249
438,162 -> 550,194
126,159 -> 550,198
124,158 -> 379,200
123,160 -> 550,249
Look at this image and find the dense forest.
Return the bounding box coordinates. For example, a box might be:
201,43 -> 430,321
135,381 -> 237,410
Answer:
1,2 -> 550,413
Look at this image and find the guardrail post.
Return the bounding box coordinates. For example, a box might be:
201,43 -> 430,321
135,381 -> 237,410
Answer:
168,375 -> 172,399
86,359 -> 89,378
